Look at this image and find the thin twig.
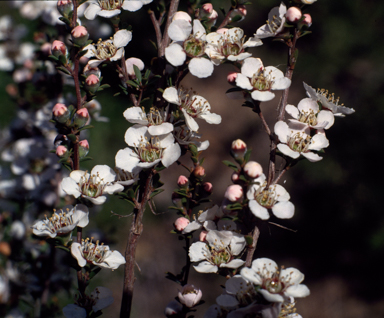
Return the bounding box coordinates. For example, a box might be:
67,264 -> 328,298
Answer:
245,225 -> 261,267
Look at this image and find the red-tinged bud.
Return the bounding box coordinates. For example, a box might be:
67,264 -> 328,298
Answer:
174,217 -> 190,232
51,40 -> 67,57
237,5 -> 247,16
199,3 -> 213,19
286,7 -> 302,23
203,182 -> 213,193
227,72 -> 237,84
74,108 -> 90,128
244,161 -> 263,179
177,175 -> 189,187
57,0 -> 73,16
71,25 -> 89,46
302,13 -> 312,27
84,74 -> 100,93
193,166 -> 205,177
231,139 -> 247,160
231,172 -> 240,183
79,139 -> 89,158
199,230 -> 208,242
52,103 -> 70,123
83,64 -> 101,78
164,300 -> 183,317
224,184 -> 243,202
56,145 -> 68,157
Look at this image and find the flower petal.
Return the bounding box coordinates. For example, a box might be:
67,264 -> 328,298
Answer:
272,201 -> 294,219
165,43 -> 186,67
188,58 -> 214,78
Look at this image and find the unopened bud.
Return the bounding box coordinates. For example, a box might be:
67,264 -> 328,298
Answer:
224,184 -> 243,202
79,140 -> 89,158
174,217 -> 190,232
71,25 -> 89,46
302,13 -> 312,26
231,172 -> 240,183
40,42 -> 52,56
237,5 -> 247,16
178,284 -> 203,308
52,103 -> 70,123
193,166 -> 205,177
286,7 -> 302,23
83,64 -> 101,78
177,175 -> 189,187
56,145 -> 68,157
172,11 -> 192,22
199,230 -> 208,242
57,0 -> 73,16
203,182 -> 213,193
74,108 -> 90,128
244,161 -> 263,179
51,40 -> 67,57
0,241 -> 11,257
164,300 -> 183,317
227,72 -> 237,84
229,6 -> 246,22
202,3 -> 213,14
231,139 -> 247,160
85,74 -> 100,93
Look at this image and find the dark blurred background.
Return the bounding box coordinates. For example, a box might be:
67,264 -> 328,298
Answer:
1,0 -> 383,317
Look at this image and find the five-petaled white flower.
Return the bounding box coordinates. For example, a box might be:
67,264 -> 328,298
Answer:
61,165 -> 124,205
236,57 -> 291,102
304,82 -> 355,117
84,0 -> 153,20
163,87 -> 221,132
274,121 -> 329,162
189,230 -> 246,273
32,204 -> 89,238
286,97 -> 335,131
247,173 -> 294,220
255,3 -> 287,39
165,18 -> 214,78
205,27 -> 262,65
71,237 -> 126,270
115,125 -> 181,172
84,29 -> 132,67
240,257 -> 310,303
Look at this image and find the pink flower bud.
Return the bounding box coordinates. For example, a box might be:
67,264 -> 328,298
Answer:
227,72 -> 237,84
303,13 -> 312,26
286,7 -> 302,23
79,139 -> 89,158
85,74 -> 100,93
199,230 -> 208,242
231,172 -> 240,183
79,139 -> 89,149
202,3 -> 213,14
203,182 -> 213,193
52,103 -> 70,123
174,217 -> 190,232
231,139 -> 247,160
193,166 -> 205,177
237,5 -> 247,16
178,285 -> 202,308
71,25 -> 89,46
51,40 -> 67,57
244,161 -> 263,179
74,108 -> 90,128
164,300 -> 183,317
172,11 -> 192,23
57,0 -> 73,16
224,184 -> 243,202
56,145 -> 68,157
177,175 -> 189,187
83,64 -> 101,78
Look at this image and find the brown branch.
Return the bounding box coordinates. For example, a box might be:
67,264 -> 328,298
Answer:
160,0 -> 180,57
245,225 -> 260,267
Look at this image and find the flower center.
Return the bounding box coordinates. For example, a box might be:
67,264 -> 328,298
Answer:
79,237 -> 109,265
210,248 -> 231,265
250,67 -> 273,91
235,282 -> 258,307
287,132 -> 312,153
216,31 -> 243,57
298,109 -> 318,126
78,172 -> 107,198
264,277 -> 284,294
145,107 -> 165,126
255,182 -> 279,208
179,88 -> 210,117
133,136 -> 163,163
266,15 -> 282,34
97,0 -> 123,10
115,168 -> 135,182
316,88 -> 343,108
183,35 -> 206,57
94,39 -> 117,59
43,207 -> 74,234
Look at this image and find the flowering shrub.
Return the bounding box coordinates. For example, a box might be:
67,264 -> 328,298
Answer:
0,1 -> 356,317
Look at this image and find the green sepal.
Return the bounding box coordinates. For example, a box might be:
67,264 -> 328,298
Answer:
79,156 -> 93,162
77,48 -> 89,58
225,202 -> 243,210
48,55 -> 59,62
239,175 -> 248,182
243,149 -> 252,163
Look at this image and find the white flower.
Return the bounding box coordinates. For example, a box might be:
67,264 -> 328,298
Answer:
256,3 -> 287,38
123,106 -> 173,136
32,204 -> 89,238
163,87 -> 221,132
71,238 -> 126,270
84,29 -> 132,67
116,125 -> 181,172
165,19 -> 214,78
205,28 -> 262,65
182,205 -> 227,234
178,284 -> 203,308
85,0 -> 153,20
240,257 -> 310,303
189,230 -> 246,273
304,82 -> 355,117
274,121 -> 329,162
247,174 -> 294,220
236,57 -> 291,102
286,98 -> 335,130
61,165 -> 124,205
174,125 -> 210,152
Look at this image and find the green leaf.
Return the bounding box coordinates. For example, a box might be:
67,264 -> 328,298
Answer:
133,64 -> 142,84
150,188 -> 164,198
67,134 -> 77,142
245,235 -> 253,246
126,80 -> 139,88
222,160 -> 238,171
78,124 -> 94,132
57,66 -> 71,75
79,156 -> 93,162
244,149 -> 252,163
225,202 -> 243,210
